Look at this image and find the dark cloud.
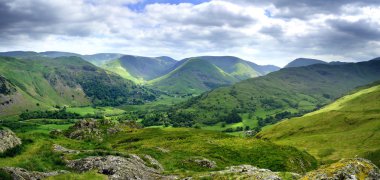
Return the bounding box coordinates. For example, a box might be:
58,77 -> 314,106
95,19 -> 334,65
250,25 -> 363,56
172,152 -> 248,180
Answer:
259,25 -> 283,38
328,19 -> 380,41
231,0 -> 380,19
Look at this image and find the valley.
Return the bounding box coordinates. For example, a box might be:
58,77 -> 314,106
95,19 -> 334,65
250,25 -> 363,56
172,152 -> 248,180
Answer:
0,52 -> 379,179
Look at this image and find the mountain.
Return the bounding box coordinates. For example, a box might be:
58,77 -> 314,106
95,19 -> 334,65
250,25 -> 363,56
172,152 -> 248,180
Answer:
0,56 -> 157,116
192,56 -> 280,78
175,58 -> 380,125
81,53 -> 124,66
257,81 -> 380,166
41,51 -> 123,66
284,58 -> 327,68
149,56 -> 280,94
39,51 -> 81,58
103,55 -> 177,83
149,58 -> 238,94
0,51 -> 47,60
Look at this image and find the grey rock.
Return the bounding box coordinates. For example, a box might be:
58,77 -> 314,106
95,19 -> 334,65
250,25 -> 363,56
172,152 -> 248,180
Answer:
0,167 -> 68,180
192,158 -> 217,169
199,165 -> 299,180
301,158 -> 380,180
67,155 -> 176,180
0,129 -> 21,153
52,144 -> 79,154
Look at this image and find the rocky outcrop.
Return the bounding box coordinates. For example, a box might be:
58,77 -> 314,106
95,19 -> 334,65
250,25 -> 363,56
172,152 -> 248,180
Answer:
301,158 -> 380,180
199,165 -> 300,180
192,158 -> 217,169
67,155 -> 176,180
52,144 -> 79,154
0,129 -> 22,153
65,119 -> 120,141
0,167 -> 68,180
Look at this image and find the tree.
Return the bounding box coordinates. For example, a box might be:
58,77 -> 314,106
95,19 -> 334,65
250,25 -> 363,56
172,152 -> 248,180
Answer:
224,109 -> 242,124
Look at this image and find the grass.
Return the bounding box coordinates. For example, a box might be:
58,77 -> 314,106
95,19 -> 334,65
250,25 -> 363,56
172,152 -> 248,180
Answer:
0,120 -> 317,178
66,106 -> 125,116
258,83 -> 380,165
46,171 -> 107,180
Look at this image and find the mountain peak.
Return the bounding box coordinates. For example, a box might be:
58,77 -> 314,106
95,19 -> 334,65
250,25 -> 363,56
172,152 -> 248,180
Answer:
285,58 -> 327,68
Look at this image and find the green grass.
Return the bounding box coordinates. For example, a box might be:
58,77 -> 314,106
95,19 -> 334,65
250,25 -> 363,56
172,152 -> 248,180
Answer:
47,171 -> 107,180
258,83 -> 380,165
0,121 -> 317,177
66,106 -> 125,116
107,128 -> 317,175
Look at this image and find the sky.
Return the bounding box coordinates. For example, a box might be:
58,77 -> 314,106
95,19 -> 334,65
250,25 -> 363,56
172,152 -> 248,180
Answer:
1,0 -> 380,66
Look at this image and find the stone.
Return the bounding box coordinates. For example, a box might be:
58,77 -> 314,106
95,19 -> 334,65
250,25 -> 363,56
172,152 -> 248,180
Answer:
67,155 -> 176,180
192,158 -> 217,169
0,129 -> 22,153
0,167 -> 68,180
301,158 -> 380,180
52,144 -> 79,154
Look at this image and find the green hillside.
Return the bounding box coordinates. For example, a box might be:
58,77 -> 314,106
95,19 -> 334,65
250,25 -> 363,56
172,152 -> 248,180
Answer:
103,55 -> 177,83
149,58 -> 238,94
194,56 -> 279,76
0,56 -> 157,117
175,58 -> 380,126
148,56 -> 280,95
257,82 -> 380,166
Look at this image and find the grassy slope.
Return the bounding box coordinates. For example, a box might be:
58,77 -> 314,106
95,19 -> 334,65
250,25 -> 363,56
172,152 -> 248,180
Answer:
102,59 -> 145,83
102,56 -> 177,83
0,56 -> 156,116
257,82 -> 380,165
179,58 -> 380,124
0,122 -> 317,178
149,58 -> 238,94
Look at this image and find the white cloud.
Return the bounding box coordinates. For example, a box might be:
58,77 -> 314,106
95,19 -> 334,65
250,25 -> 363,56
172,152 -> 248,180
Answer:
0,0 -> 380,66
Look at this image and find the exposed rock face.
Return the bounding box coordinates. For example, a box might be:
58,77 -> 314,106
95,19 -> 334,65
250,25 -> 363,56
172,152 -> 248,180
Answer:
67,155 -> 176,180
0,129 -> 22,153
66,119 -> 120,141
301,158 -> 380,180
0,167 -> 68,180
202,165 -> 300,180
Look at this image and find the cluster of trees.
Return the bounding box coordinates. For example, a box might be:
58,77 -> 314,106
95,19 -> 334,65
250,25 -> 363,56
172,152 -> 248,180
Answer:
257,111 -> 295,128
19,108 -> 82,120
141,110 -> 196,127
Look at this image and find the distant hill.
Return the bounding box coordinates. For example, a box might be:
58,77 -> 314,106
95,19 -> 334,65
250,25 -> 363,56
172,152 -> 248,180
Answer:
149,56 -> 280,94
103,55 -> 177,83
176,58 -> 380,125
0,51 -> 48,60
149,58 -> 238,94
257,81 -> 380,166
284,58 -> 327,68
0,56 -> 157,116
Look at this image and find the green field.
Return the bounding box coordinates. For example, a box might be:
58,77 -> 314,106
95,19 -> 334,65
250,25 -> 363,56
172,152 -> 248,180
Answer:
66,106 -> 125,116
0,119 -> 317,178
258,83 -> 380,165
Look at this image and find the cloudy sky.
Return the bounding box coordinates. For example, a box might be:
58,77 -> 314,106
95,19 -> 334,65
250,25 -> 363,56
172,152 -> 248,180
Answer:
1,0 -> 380,66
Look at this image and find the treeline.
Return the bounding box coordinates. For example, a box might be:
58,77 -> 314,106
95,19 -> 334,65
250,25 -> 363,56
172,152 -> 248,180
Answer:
19,108 -> 82,120
141,108 -> 242,128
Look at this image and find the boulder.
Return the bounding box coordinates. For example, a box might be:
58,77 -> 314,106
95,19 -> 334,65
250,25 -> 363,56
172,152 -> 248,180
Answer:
192,158 -> 217,169
65,119 -> 120,141
198,165 -> 300,180
67,155 -> 176,180
301,158 -> 380,180
0,167 -> 68,180
0,129 -> 22,153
